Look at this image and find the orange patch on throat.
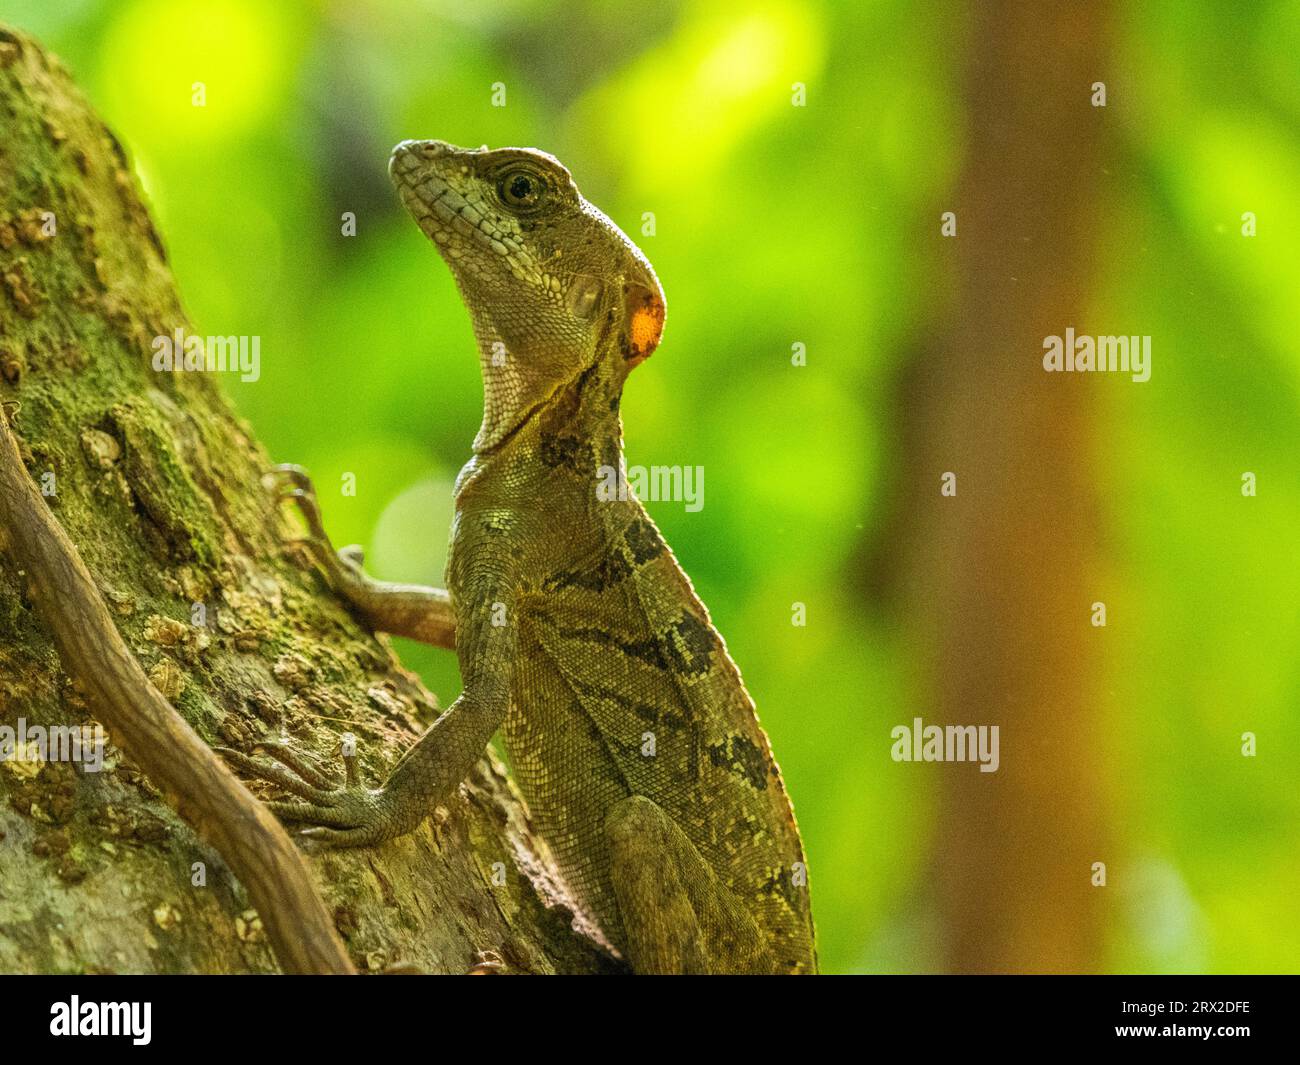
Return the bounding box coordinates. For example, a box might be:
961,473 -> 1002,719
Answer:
627,295 -> 665,365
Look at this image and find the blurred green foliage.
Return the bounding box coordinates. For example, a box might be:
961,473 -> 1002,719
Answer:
9,0 -> 1296,973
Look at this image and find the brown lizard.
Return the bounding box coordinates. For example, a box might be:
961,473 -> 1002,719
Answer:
223,140 -> 816,974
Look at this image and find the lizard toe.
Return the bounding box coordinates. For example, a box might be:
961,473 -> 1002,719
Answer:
265,798 -> 360,827
216,747 -> 335,803
298,824 -> 385,847
249,739 -> 337,790
277,486 -> 329,543
268,788 -> 410,846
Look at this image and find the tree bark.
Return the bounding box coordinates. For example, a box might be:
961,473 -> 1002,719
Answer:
0,25 -> 617,975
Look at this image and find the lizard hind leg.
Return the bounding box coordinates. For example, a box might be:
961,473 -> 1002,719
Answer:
604,795 -> 771,975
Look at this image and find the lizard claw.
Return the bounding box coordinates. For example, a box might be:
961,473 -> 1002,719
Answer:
266,464 -> 369,596
267,464 -> 331,545
219,734 -> 413,848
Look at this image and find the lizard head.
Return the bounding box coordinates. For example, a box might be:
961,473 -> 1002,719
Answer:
389,139 -> 665,449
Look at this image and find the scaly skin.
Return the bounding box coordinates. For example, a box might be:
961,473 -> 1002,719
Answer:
225,141 -> 816,974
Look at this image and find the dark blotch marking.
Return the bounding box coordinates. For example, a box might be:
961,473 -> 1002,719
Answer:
548,610 -> 715,677
545,548 -> 632,593
708,734 -> 769,790
617,633 -> 669,670
538,432 -> 590,472
758,864 -> 804,912
662,612 -> 715,675
625,515 -> 665,564
566,677 -> 691,729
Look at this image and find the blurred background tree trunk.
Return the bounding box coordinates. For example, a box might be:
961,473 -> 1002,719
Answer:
894,1 -> 1112,972
0,25 -> 614,975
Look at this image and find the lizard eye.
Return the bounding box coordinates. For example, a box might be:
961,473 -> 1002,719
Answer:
497,169 -> 545,210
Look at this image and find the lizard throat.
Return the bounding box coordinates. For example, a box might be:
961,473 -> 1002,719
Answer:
472,337 -> 624,459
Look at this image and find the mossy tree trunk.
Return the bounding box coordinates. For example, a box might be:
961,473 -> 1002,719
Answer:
0,25 -> 615,975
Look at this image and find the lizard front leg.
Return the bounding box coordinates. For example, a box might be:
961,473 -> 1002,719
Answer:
605,795 -> 772,974
221,577 -> 518,846
272,465 -> 455,649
